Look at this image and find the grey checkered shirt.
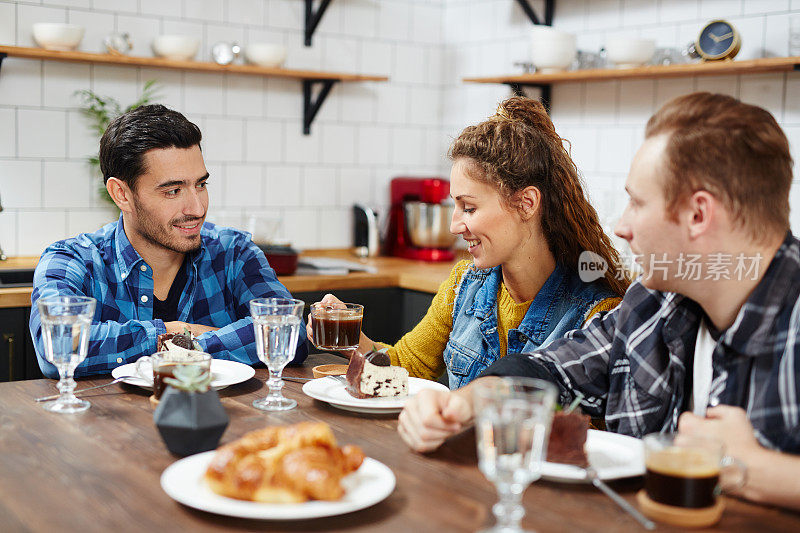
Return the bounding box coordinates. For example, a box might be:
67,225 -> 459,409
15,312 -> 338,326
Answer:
483,232 -> 800,453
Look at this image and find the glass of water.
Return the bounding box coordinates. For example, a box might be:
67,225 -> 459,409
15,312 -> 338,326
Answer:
37,295 -> 96,414
250,297 -> 304,411
473,377 -> 558,533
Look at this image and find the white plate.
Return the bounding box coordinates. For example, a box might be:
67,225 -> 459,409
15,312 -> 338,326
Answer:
302,376 -> 449,414
111,359 -> 255,391
160,452 -> 395,520
542,429 -> 645,482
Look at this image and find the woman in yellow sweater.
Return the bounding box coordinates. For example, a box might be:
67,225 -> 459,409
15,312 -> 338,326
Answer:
309,96 -> 628,388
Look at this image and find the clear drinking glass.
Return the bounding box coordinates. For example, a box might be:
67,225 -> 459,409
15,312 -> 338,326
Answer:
250,297 -> 304,411
310,302 -> 363,354
37,295 -> 96,414
473,377 -> 558,533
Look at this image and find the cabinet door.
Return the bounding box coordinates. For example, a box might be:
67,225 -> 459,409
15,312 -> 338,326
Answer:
400,290 -> 434,335
23,307 -> 43,380
0,308 -> 27,382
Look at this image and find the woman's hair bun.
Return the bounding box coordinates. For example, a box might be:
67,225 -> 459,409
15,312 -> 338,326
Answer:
494,96 -> 553,134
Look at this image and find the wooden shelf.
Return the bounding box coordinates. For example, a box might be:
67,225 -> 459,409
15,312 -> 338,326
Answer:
464,56 -> 800,85
0,45 -> 387,82
0,45 -> 388,134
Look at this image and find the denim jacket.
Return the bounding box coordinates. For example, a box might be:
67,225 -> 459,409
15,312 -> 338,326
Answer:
443,263 -> 617,389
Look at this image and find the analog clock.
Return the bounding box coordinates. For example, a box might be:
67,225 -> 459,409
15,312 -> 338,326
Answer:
696,20 -> 741,61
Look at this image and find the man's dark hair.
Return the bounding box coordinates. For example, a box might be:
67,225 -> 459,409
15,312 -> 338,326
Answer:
99,104 -> 202,190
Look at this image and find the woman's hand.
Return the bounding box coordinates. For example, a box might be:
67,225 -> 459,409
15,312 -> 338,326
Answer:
398,388 -> 473,452
306,293 -> 376,358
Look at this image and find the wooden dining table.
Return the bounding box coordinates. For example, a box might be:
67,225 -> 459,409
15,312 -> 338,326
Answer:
1,353 -> 798,532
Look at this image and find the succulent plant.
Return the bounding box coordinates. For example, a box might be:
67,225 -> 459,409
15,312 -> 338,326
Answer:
164,364 -> 212,393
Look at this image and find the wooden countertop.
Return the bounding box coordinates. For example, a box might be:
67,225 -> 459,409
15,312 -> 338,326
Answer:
0,250 -> 465,308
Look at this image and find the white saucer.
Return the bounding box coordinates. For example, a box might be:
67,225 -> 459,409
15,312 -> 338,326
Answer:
542,429 -> 645,482
302,376 -> 448,414
111,359 -> 255,391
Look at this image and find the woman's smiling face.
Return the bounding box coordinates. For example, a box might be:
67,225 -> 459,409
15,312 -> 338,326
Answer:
448,158 -> 529,270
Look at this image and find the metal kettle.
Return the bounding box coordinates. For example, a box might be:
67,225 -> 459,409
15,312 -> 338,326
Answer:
353,204 -> 379,257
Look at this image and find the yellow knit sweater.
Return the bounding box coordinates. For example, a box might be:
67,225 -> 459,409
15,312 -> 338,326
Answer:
386,260 -> 621,381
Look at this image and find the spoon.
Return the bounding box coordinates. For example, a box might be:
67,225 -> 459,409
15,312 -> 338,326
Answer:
35,376 -> 138,402
585,467 -> 655,530
282,375 -> 347,384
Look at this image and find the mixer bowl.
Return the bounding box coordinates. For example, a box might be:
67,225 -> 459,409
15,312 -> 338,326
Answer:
403,202 -> 457,249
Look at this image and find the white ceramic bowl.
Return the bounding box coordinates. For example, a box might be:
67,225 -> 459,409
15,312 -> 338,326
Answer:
32,23 -> 85,51
605,37 -> 656,68
530,26 -> 577,73
151,35 -> 200,61
244,43 -> 287,68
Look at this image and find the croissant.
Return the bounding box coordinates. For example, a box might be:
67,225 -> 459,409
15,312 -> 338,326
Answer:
204,422 -> 365,503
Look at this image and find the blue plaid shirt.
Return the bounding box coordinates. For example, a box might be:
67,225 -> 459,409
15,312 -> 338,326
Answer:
484,232 -> 800,453
30,217 -> 308,378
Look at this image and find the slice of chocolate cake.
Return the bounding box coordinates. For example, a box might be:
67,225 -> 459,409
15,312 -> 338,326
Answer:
158,330 -> 201,355
345,349 -> 409,399
546,410 -> 590,467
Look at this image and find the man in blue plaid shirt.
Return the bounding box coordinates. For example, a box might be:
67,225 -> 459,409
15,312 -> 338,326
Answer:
398,93 -> 800,509
31,104 -> 307,378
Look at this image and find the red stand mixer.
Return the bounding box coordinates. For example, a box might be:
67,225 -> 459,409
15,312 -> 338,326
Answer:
385,177 -> 456,262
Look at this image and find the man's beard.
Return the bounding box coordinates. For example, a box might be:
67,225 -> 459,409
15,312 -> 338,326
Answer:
133,202 -> 204,254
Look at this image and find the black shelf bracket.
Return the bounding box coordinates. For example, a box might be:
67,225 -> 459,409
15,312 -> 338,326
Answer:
507,82 -> 552,113
305,0 -> 333,47
0,53 -> 6,72
514,0 -> 554,26
511,1 -> 554,110
302,79 -> 337,135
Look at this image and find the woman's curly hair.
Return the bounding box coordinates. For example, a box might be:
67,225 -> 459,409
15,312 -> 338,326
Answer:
448,96 -> 629,296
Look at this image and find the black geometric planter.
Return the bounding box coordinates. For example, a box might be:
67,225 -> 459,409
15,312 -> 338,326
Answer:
153,387 -> 229,456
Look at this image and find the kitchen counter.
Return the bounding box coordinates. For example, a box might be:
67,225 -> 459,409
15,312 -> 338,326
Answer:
0,249 -> 466,309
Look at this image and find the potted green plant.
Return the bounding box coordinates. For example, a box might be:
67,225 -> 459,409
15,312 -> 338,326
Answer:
153,363 -> 229,456
75,80 -> 161,205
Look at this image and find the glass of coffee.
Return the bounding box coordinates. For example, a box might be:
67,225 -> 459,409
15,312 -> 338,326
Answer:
310,302 -> 364,351
135,350 -> 212,400
643,433 -> 747,509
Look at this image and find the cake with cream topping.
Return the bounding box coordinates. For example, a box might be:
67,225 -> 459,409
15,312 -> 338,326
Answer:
345,349 -> 409,399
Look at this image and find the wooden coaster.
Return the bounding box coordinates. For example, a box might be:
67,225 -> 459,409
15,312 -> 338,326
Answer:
312,364 -> 348,379
636,490 -> 724,528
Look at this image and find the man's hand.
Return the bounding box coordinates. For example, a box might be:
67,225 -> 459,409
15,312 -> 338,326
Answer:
678,405 -> 761,461
678,405 -> 761,495
679,405 -> 800,510
164,321 -> 219,336
398,389 -> 473,453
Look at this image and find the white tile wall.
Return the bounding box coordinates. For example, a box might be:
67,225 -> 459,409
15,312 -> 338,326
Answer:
0,108 -> 15,158
443,0 -> 800,237
224,164 -> 263,207
0,3 -> 16,45
1,0 -> 799,256
1,161 -> 42,208
18,109 -> 66,159
43,61 -> 91,108
303,166 -> 338,208
42,161 -> 93,209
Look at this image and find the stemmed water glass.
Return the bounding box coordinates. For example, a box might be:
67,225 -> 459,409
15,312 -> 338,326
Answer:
37,295 -> 96,414
473,377 -> 558,533
250,297 -> 304,411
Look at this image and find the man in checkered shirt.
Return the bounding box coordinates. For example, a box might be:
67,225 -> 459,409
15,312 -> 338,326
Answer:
398,93 -> 800,509
30,104 -> 307,378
